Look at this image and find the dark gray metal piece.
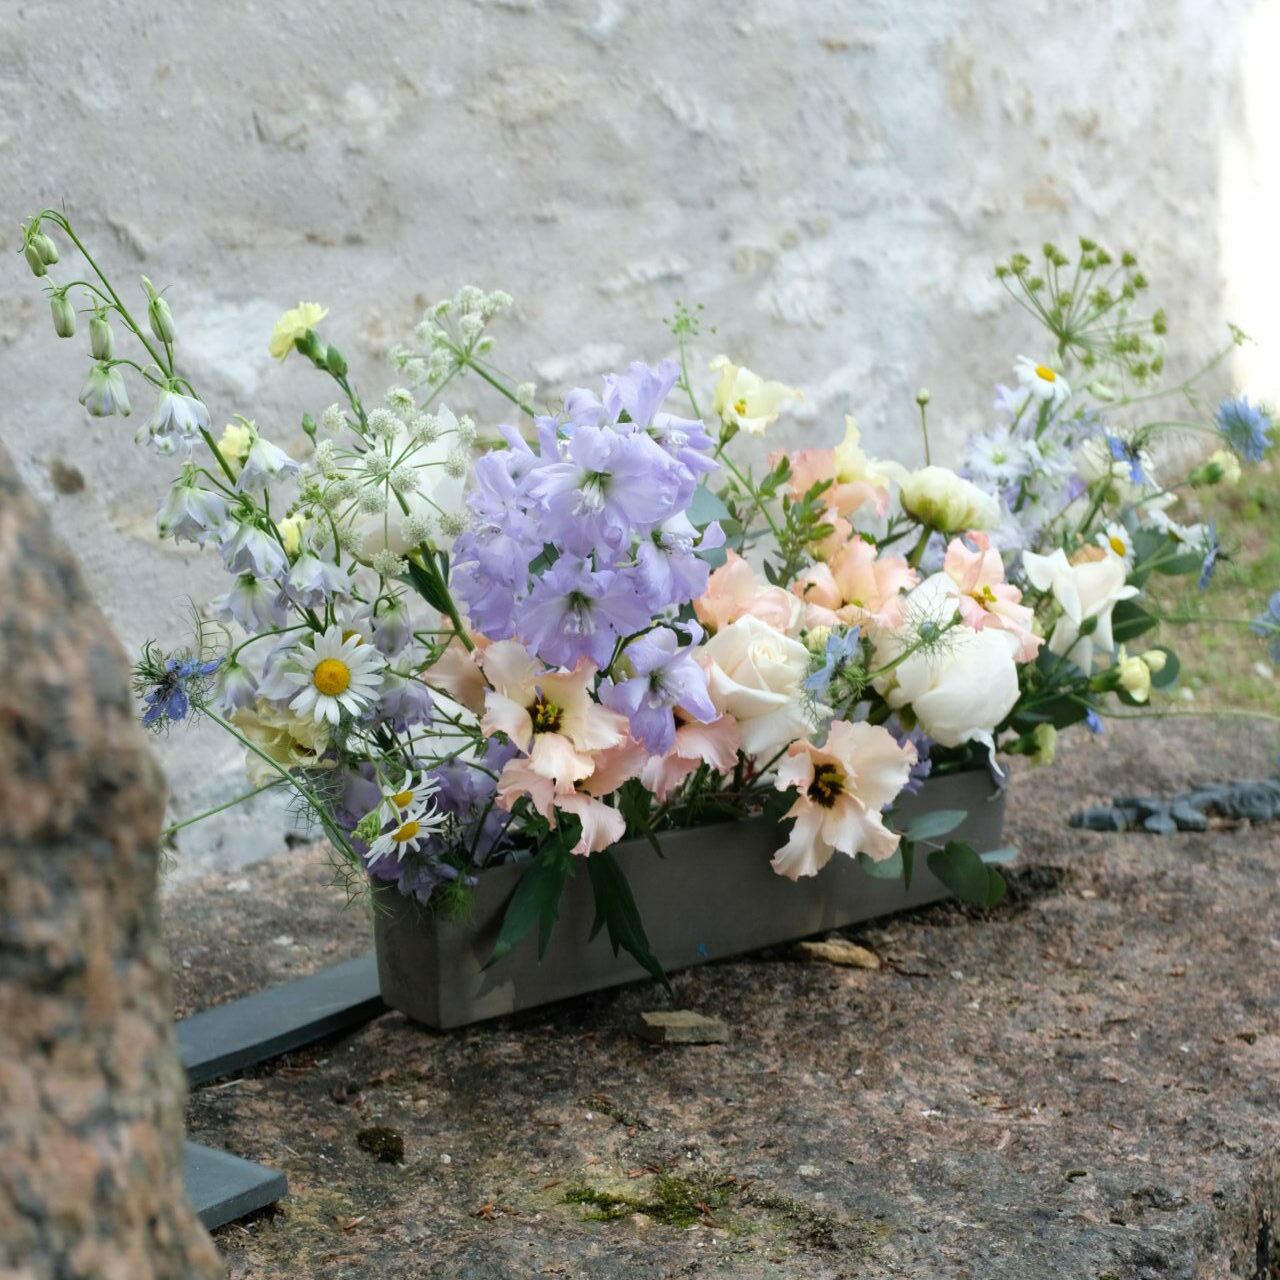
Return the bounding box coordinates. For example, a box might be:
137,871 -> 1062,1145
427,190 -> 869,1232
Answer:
1071,777 -> 1280,834
178,953 -> 383,1086
374,770 -> 1008,1030
183,1140 -> 287,1230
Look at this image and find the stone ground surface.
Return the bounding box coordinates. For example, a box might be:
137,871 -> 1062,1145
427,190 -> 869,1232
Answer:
163,718 -> 1280,1279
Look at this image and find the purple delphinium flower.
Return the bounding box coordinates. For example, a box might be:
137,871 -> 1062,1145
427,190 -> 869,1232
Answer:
519,558 -> 651,669
886,717 -> 932,796
1215,396 -> 1273,463
525,424 -> 686,558
1198,520 -> 1220,592
1249,590 -> 1280,663
211,574 -> 290,631
219,516 -> 289,580
374,672 -> 434,732
634,513 -> 724,611
600,624 -> 716,753
286,550 -> 351,608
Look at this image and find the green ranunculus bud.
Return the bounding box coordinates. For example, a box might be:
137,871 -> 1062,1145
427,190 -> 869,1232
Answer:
89,312 -> 115,360
50,292 -> 76,338
33,231 -> 59,265
24,241 -> 47,277
915,387 -> 931,406
325,344 -> 347,378
148,293 -> 176,344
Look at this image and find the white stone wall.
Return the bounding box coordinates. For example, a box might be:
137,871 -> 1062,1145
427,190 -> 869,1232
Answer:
0,0 -> 1267,876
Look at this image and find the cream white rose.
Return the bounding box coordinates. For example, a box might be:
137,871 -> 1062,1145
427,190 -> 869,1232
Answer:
701,615 -> 814,756
899,465 -> 999,534
1021,547 -> 1138,674
872,573 -> 1020,755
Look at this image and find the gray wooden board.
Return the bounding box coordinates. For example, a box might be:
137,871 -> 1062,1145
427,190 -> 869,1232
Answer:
184,1140 -> 288,1230
178,952 -> 383,1086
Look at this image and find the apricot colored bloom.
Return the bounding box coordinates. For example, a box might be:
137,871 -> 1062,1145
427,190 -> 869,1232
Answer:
640,712 -> 741,801
694,549 -> 801,635
771,720 -> 915,880
479,640 -> 628,789
791,536 -> 917,635
269,301 -> 328,360
709,355 -> 801,436
942,531 -> 1041,662
782,416 -> 892,520
426,631 -> 491,714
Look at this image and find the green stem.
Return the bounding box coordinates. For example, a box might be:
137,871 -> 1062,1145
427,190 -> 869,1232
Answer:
162,781 -> 280,837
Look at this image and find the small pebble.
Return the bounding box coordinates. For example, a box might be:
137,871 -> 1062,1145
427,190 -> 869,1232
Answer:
441,1153 -> 452,1164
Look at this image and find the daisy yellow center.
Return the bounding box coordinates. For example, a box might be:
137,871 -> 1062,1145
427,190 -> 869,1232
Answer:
1034,364 -> 1056,383
1108,535 -> 1127,557
808,762 -> 846,808
341,628 -> 364,645
529,694 -> 563,734
312,658 -> 351,696
392,819 -> 420,843
733,398 -> 748,416
391,789 -> 415,809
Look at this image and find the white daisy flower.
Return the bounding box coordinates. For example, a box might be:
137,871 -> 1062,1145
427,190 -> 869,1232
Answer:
363,801 -> 446,866
1096,521 -> 1135,567
283,627 -> 386,724
1015,356 -> 1070,407
377,770 -> 441,823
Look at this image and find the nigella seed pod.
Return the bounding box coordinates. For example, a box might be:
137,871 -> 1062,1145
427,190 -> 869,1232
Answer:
148,294 -> 176,344
89,313 -> 114,360
33,231 -> 59,265
50,293 -> 76,338
24,242 -> 47,277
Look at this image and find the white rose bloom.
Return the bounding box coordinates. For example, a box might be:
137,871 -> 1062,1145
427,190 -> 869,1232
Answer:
1021,547 -> 1139,674
873,574 -> 1020,756
701,615 -> 815,757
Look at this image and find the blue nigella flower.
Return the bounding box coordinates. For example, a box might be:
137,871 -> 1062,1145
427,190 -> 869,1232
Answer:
805,626 -> 862,699
1106,434 -> 1147,484
138,653 -> 222,729
1250,589 -> 1280,663
1198,521 -> 1220,592
1214,396 -> 1273,463
1085,709 -> 1105,735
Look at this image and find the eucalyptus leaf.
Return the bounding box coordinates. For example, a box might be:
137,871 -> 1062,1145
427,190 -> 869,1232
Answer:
927,841 -> 1006,908
902,808 -> 967,843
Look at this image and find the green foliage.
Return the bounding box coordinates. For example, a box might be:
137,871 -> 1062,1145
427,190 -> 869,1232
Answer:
587,849 -> 672,994
927,840 -> 1007,908
485,836 -> 575,968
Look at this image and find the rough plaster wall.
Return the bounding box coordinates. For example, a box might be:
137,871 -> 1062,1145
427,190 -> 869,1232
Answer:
0,0 -> 1261,876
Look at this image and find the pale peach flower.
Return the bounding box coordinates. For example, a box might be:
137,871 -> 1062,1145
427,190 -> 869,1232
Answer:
771,720 -> 915,880
426,631 -> 491,714
480,640 -> 628,789
640,712 -> 742,801
942,531 -> 1041,662
694,549 -> 801,635
780,416 -> 892,520
791,537 -> 916,634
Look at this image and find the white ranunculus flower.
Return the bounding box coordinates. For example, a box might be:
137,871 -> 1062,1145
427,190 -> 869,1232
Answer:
701,614 -> 814,757
898,465 -> 1000,534
1021,547 -> 1139,674
873,574 -> 1021,755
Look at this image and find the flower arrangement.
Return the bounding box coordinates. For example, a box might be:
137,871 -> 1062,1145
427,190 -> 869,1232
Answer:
19,214 -> 1277,979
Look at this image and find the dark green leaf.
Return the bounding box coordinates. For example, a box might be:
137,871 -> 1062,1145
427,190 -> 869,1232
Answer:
401,559 -> 451,615
902,841 -> 915,890
857,848 -> 905,880
1110,599 -> 1157,644
927,840 -> 1006,908
902,808 -> 967,843
1154,552 -> 1204,576
484,846 -> 572,968
587,850 -> 672,994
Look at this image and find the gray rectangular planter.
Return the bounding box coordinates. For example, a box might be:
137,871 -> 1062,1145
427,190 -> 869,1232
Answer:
374,768 -> 1006,1029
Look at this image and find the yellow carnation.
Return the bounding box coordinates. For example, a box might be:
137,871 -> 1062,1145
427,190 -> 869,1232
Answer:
270,302 -> 328,361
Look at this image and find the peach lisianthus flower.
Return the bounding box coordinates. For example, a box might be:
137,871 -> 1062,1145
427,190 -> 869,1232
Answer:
770,720 -> 916,880
426,630 -> 491,714
640,712 -> 741,801
791,537 -> 917,634
694,549 -> 801,635
781,416 -> 892,520
942,531 -> 1041,663
479,640 -> 628,788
